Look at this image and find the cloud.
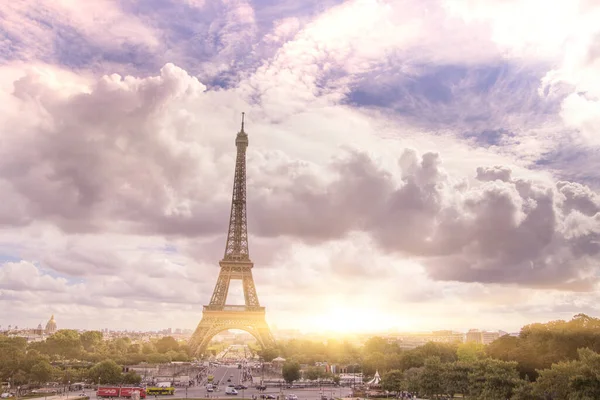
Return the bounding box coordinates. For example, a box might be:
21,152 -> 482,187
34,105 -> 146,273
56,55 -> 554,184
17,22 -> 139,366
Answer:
1,0 -> 159,65
2,0 -> 600,333
1,60 -> 599,296
249,148 -> 600,290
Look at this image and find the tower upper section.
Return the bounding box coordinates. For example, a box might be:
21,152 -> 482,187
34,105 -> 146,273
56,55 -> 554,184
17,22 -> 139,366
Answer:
223,113 -> 251,262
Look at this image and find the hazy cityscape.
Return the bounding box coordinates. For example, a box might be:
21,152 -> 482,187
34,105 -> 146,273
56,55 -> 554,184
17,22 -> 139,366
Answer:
1,314 -> 512,349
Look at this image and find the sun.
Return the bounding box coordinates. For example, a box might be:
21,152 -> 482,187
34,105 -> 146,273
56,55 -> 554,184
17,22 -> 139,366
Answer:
307,306 -> 394,334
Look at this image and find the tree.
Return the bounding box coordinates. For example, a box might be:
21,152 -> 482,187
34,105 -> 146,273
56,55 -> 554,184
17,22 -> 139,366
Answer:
468,358 -> 524,400
401,367 -> 423,394
442,361 -> 472,398
258,347 -> 279,362
282,361 -> 301,383
381,370 -> 403,393
147,353 -> 170,364
12,370 -> 28,386
122,371 -> 142,385
112,338 -> 131,355
30,361 -> 54,384
568,348 -> 600,399
44,330 -> 83,359
418,357 -> 445,398
304,366 -> 320,381
88,360 -> 123,384
80,331 -> 103,352
457,342 -> 486,362
533,360 -> 578,399
155,337 -> 179,354
142,343 -> 156,355
362,352 -> 385,376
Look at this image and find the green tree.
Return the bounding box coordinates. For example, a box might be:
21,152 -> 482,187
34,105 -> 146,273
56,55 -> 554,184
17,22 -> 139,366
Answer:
155,337 -> 179,354
304,366 -> 320,381
468,358 -> 523,400
442,361 -> 472,398
30,360 -> 54,384
122,371 -> 142,385
80,331 -> 103,352
362,352 -> 385,376
401,367 -> 423,394
88,360 -> 123,384
282,361 -> 301,383
381,370 -> 403,393
147,353 -> 170,364
511,380 -> 540,400
418,357 -> 445,398
12,369 -> 28,386
258,347 -> 279,362
0,337 -> 27,381
533,360 -> 578,399
142,343 -> 156,354
45,330 -> 83,359
457,342 -> 486,362
569,348 -> 600,399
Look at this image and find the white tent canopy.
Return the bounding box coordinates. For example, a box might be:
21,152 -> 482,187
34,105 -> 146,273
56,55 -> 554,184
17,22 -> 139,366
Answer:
367,370 -> 381,386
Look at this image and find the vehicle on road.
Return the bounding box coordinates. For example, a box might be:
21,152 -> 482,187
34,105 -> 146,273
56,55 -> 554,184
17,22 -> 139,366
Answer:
97,387 -> 146,398
234,385 -> 247,390
146,387 -> 175,396
260,395 -> 275,399
286,394 -> 298,400
224,387 -> 238,395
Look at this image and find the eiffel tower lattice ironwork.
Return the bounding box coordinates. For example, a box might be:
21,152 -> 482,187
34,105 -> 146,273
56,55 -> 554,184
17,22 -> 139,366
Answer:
189,113 -> 275,356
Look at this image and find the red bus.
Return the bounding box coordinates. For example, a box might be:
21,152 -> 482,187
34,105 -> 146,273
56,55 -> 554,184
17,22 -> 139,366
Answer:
97,387 -> 146,399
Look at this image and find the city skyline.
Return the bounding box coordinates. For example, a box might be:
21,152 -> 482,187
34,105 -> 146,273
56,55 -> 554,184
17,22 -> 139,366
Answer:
1,0 -> 600,335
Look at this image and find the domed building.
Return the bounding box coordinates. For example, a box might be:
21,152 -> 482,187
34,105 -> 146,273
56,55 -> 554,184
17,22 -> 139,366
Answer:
45,315 -> 57,334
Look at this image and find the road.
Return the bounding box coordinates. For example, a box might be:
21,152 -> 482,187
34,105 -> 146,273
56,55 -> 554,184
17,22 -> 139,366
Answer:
51,380 -> 418,400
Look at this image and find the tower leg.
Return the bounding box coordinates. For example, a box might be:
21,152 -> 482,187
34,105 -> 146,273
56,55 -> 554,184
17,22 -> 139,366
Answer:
189,310 -> 275,357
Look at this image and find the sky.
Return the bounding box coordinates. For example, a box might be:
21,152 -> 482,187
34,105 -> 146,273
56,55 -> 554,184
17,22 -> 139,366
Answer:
1,0 -> 600,336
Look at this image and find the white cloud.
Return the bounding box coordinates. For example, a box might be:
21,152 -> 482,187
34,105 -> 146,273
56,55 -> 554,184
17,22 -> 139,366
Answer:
0,0 -> 159,62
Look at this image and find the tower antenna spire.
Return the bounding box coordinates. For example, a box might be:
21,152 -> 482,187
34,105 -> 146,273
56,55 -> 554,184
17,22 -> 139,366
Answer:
241,112 -> 245,132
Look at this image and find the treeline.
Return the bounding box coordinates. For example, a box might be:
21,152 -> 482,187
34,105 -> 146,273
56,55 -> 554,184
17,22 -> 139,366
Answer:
3,313 -> 600,398
380,348 -> 600,399
0,332 -> 191,385
268,314 -> 600,380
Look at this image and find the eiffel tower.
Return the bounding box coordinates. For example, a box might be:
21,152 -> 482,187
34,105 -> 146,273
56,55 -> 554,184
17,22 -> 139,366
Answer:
189,113 -> 275,357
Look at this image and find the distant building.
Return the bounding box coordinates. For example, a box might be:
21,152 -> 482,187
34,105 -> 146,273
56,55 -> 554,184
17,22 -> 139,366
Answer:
45,315 -> 57,334
466,329 -> 500,345
395,331 -> 464,349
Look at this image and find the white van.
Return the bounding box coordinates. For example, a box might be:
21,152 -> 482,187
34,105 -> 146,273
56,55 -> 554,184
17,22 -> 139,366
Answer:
225,387 -> 238,395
